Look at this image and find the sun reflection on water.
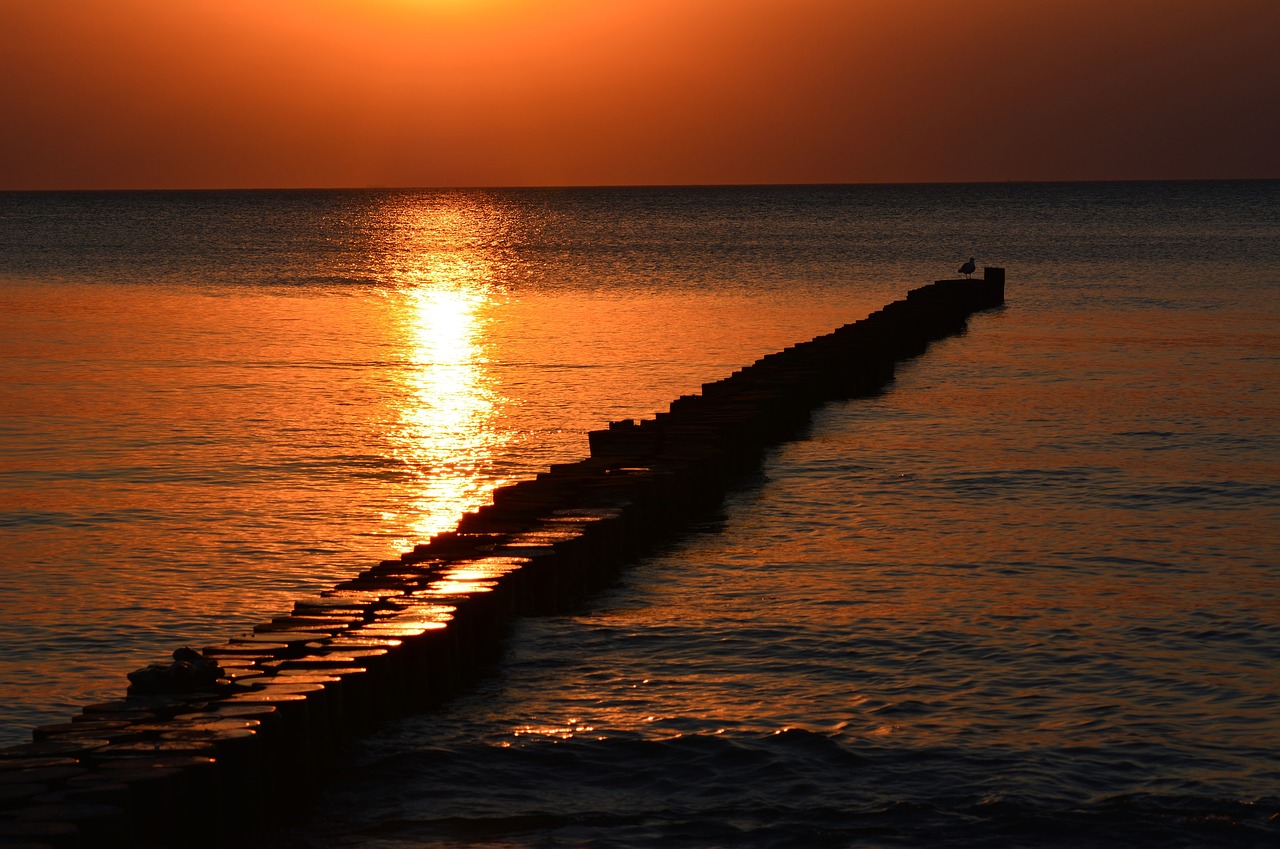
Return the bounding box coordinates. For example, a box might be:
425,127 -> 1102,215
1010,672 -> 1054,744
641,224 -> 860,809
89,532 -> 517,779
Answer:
377,200 -> 514,548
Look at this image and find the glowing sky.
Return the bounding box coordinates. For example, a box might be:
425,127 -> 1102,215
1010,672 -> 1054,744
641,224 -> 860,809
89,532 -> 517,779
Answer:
2,0 -> 1277,189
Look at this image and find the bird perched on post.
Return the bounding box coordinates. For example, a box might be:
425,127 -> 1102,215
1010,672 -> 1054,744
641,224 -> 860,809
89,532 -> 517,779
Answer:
958,257 -> 976,278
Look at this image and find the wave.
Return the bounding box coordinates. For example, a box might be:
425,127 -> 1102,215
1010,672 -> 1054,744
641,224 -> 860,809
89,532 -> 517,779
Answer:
279,729 -> 1280,848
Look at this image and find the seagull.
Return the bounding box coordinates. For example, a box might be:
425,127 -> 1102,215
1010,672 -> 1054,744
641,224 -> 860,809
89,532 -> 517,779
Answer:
958,257 -> 976,278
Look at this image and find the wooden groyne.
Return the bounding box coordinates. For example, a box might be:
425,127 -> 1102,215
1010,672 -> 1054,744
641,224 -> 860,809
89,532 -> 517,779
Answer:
0,271 -> 1004,848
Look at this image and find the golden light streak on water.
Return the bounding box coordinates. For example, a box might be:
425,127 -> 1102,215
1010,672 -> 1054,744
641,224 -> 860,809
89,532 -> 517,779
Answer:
377,199 -> 513,548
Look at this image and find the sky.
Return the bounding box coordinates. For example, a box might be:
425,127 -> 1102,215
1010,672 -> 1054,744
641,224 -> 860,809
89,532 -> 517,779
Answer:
2,0 -> 1277,189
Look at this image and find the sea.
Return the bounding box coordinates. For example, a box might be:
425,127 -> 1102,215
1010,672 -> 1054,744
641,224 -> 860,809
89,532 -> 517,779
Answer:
0,182 -> 1276,847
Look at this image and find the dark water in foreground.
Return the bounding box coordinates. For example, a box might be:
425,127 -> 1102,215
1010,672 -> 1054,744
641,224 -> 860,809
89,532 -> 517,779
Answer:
2,182 -> 1278,846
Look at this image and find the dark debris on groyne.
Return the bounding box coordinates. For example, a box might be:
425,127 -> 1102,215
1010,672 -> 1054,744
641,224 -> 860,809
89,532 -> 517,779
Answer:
0,271 -> 1004,849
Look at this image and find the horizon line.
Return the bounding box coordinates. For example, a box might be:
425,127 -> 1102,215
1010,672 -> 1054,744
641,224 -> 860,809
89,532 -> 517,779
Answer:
2,176 -> 1277,194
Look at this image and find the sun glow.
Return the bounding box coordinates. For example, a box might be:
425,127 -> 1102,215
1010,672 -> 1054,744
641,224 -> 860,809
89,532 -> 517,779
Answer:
323,0 -> 584,27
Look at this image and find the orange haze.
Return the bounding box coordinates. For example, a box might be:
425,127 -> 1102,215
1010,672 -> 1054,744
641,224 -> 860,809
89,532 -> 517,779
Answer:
1,0 -> 1277,189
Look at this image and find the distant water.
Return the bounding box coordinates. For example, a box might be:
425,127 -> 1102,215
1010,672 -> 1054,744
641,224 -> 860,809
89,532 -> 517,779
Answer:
1,183 -> 1277,846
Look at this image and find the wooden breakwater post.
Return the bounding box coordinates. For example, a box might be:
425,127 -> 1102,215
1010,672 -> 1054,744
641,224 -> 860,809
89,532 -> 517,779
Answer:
0,271 -> 1004,848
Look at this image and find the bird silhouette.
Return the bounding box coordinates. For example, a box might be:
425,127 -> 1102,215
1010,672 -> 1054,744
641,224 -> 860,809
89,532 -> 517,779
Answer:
958,257 -> 976,278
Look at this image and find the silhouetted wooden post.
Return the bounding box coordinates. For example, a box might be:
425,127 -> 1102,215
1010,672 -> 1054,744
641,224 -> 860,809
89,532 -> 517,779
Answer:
983,266 -> 1005,306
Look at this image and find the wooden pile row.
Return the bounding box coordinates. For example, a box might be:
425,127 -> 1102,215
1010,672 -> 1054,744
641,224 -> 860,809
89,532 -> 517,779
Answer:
0,271 -> 1004,848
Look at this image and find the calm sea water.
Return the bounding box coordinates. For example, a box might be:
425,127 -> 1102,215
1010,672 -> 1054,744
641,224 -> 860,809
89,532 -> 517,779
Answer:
1,183 -> 1277,846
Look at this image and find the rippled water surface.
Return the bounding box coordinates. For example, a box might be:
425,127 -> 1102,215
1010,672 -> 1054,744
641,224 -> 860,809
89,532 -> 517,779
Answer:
2,182 -> 1278,846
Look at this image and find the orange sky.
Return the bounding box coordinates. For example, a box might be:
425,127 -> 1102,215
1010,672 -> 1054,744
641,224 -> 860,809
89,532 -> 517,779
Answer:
2,0 -> 1277,189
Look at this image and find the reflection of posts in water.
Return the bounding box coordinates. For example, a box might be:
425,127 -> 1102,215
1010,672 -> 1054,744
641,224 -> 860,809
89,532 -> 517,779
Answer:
10,275 -> 1005,847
